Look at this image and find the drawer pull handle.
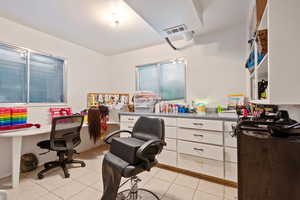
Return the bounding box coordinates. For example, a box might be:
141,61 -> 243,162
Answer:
193,123 -> 204,126
193,148 -> 204,152
128,118 -> 135,121
193,134 -> 204,137
128,126 -> 133,129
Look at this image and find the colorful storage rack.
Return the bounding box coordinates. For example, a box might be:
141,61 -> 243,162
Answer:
11,107 -> 27,125
0,108 -> 11,127
0,107 -> 28,130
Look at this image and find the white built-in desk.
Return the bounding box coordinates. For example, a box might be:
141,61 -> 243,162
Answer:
0,122 -> 119,188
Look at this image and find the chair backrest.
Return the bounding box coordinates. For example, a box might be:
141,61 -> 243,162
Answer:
50,115 -> 84,151
132,117 -> 165,142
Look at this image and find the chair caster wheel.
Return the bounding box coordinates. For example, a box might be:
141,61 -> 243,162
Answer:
81,163 -> 86,167
65,173 -> 70,178
38,174 -> 44,180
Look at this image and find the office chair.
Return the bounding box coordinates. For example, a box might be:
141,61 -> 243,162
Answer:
101,116 -> 166,200
37,115 -> 86,179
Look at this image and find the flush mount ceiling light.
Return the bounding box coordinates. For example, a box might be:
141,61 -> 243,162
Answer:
109,0 -> 127,27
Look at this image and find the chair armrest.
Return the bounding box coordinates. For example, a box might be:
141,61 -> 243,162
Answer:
103,129 -> 133,144
136,139 -> 166,170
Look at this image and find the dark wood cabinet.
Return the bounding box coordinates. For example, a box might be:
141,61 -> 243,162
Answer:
238,131 -> 300,200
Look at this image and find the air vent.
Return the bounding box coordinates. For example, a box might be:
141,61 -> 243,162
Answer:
164,24 -> 187,36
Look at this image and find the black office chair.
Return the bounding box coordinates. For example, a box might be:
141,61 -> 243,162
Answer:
101,116 -> 166,200
37,115 -> 86,179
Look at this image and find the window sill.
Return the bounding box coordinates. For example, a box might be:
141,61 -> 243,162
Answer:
0,103 -> 69,108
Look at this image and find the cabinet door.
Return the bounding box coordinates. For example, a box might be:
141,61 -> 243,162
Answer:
225,162 -> 238,182
165,126 -> 177,139
158,150 -> 177,167
177,153 -> 224,179
225,147 -> 237,163
165,138 -> 177,151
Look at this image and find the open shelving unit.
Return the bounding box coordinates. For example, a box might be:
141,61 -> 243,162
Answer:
246,0 -> 269,104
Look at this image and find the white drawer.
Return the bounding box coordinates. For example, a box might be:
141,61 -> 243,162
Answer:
224,121 -> 237,132
178,153 -> 224,179
120,115 -> 140,123
225,162 -> 238,182
148,116 -> 177,127
177,118 -> 223,131
165,138 -> 177,151
120,122 -> 134,137
165,126 -> 177,139
224,131 -> 237,148
178,140 -> 224,161
158,150 -> 177,167
225,147 -> 237,163
177,128 -> 223,146
161,117 -> 177,127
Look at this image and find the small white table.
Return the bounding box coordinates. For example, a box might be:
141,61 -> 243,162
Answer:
0,122 -> 119,188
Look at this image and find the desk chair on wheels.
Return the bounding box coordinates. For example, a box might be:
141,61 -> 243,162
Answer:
37,115 -> 86,179
101,116 -> 166,200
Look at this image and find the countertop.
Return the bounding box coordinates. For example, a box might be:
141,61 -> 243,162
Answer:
119,112 -> 238,122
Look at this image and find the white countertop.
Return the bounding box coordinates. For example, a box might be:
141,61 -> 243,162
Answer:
0,121 -> 119,138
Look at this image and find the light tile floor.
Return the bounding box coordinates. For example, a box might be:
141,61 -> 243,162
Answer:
0,148 -> 237,200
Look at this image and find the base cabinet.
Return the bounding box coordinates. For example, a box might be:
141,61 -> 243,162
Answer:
177,153 -> 224,179
158,150 -> 177,167
225,162 -> 238,182
120,114 -> 238,183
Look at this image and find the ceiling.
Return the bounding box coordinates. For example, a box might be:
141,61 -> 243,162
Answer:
0,0 -> 251,56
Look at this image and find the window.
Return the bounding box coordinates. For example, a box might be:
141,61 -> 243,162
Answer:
0,44 -> 66,103
136,59 -> 186,101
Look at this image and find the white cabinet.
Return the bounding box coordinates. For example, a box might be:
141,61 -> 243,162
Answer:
247,0 -> 300,104
165,138 -> 177,151
165,127 -> 177,139
119,113 -> 238,183
225,162 -> 238,182
224,122 -> 237,148
225,147 -> 237,163
158,150 -> 177,167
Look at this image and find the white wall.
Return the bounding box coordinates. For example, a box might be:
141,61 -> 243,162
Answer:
0,17 -> 112,178
109,24 -> 247,107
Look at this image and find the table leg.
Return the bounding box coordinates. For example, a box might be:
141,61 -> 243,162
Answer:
12,136 -> 22,188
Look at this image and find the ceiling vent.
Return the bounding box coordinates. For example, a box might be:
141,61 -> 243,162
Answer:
164,24 -> 187,36
124,0 -> 203,39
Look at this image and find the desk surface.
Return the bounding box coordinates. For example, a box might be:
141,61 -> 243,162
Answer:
0,121 -> 119,138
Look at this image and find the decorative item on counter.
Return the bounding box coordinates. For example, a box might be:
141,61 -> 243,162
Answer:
227,94 -> 245,110
217,105 -> 224,113
192,99 -> 208,113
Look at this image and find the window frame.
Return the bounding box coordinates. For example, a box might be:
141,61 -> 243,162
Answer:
135,57 -> 187,102
0,41 -> 68,106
